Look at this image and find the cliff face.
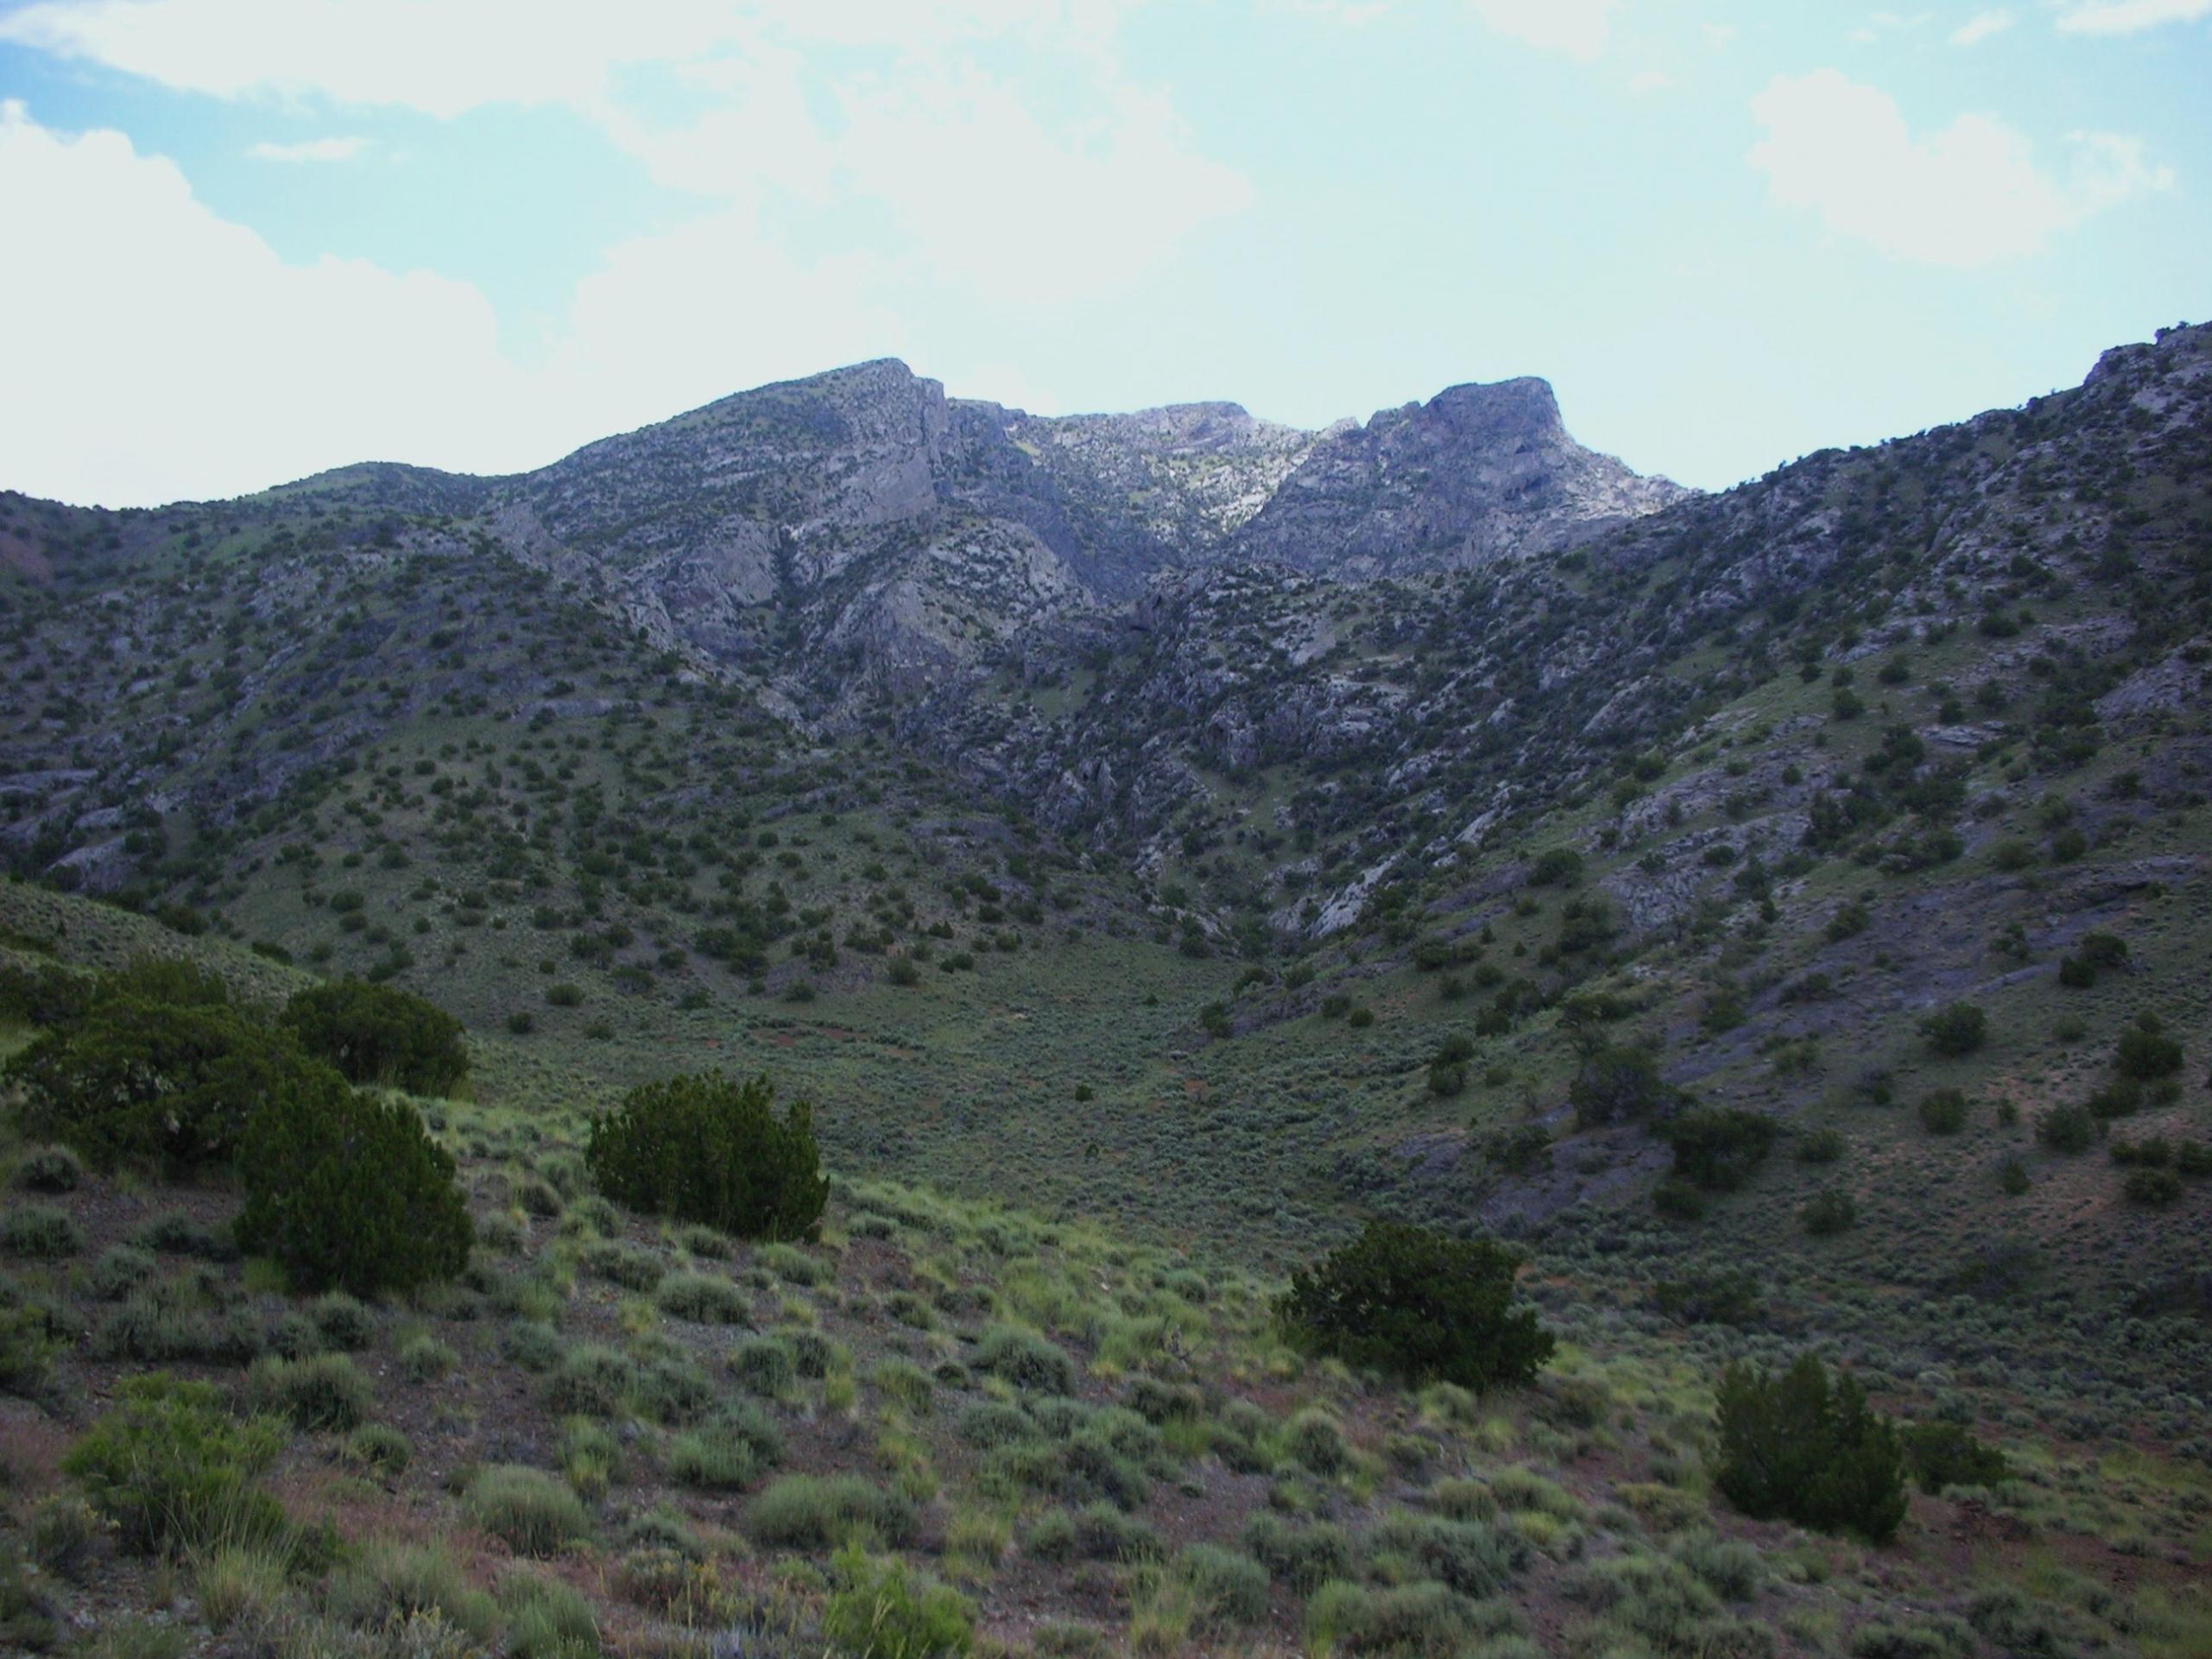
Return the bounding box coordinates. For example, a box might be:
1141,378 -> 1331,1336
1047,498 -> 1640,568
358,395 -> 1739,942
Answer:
457,360 -> 1686,696
1229,377 -> 1690,576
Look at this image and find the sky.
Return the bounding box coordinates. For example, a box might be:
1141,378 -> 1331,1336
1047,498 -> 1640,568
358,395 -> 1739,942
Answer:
0,0 -> 2205,509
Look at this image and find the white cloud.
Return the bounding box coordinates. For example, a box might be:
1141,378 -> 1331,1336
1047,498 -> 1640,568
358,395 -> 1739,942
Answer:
2055,0 -> 2211,33
1465,0 -> 1618,60
1628,67 -> 1671,92
1748,69 -> 2171,268
246,135 -> 366,161
0,102 -> 526,504
1849,10 -> 1929,42
0,101 -> 909,505
0,2 -> 1139,117
1950,9 -> 2015,44
1259,0 -> 1388,24
2,0 -> 1246,313
825,71 -> 1252,302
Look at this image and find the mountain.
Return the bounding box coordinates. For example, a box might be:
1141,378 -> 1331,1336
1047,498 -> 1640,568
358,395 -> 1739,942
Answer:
149,358 -> 1681,709
1229,375 -> 1690,575
1,322 -> 2209,1659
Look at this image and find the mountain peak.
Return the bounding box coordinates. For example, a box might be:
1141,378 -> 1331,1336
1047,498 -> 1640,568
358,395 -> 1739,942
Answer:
1229,374 -> 1684,574
1422,375 -> 1565,440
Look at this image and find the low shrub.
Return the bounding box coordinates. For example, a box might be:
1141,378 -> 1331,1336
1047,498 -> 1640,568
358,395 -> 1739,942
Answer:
1175,1543 -> 1271,1627
342,1424 -> 413,1479
7,1000 -> 341,1173
1242,1514 -> 1352,1593
654,1272 -> 752,1326
61,1374 -> 286,1557
1900,1422 -> 2010,1492
235,1086 -> 471,1296
747,1474 -> 916,1549
1658,1108 -> 1778,1190
246,1352 -> 372,1432
1919,1002 -> 1988,1058
586,1072 -> 826,1242
729,1335 -> 797,1397
1918,1090 -> 1969,1136
10,1147 -> 81,1194
974,1325 -> 1076,1393
1801,1189 -> 1857,1235
280,978 -> 468,1095
1278,1220 -> 1553,1390
1713,1354 -> 1906,1542
1570,1045 -> 1682,1127
463,1466 -> 591,1556
500,1567 -> 601,1659
822,1544 -> 976,1659
2114,1024 -> 2184,1080
0,1205 -> 84,1259
2123,1167 -> 2184,1206
2038,1103 -> 2099,1154
667,1403 -> 782,1491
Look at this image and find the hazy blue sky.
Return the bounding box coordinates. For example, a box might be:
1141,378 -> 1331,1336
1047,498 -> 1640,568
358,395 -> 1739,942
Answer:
1,0 -> 2205,506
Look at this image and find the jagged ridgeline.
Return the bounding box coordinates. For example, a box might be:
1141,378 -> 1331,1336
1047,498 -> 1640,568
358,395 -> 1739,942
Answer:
0,323 -> 2209,1649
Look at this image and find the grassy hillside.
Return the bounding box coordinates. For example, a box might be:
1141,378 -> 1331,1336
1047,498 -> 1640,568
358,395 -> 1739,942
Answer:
0,902 -> 2208,1659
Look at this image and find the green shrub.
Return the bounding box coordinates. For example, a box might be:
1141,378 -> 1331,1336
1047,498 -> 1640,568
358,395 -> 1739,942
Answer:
1529,846 -> 1583,887
1570,1045 -> 1681,1127
1306,1580 -> 1488,1659
1794,1129 -> 1843,1164
280,979 -> 468,1095
311,1292 -> 376,1350
667,1403 -> 781,1491
0,961 -> 94,1027
463,1466 -> 590,1555
748,1474 -> 916,1549
246,1352 -> 372,1431
342,1424 -> 413,1479
586,1072 -> 826,1242
1283,1409 -> 1349,1476
2114,1025 -> 2184,1080
822,1544 -> 975,1659
10,1147 -> 81,1194
397,1333 -> 457,1382
0,1301 -> 66,1394
236,1086 -> 470,1296
2038,1103 -> 2099,1155
1279,1221 -> 1552,1391
1900,1422 -> 2009,1493
2123,1167 -> 2183,1206
0,1205 -> 84,1259
1242,1514 -> 1351,1593
325,1538 -> 498,1638
547,1345 -> 636,1417
61,1374 -> 285,1557
1712,1355 -> 1906,1542
1175,1543 -> 1271,1627
1800,1189 -> 1857,1235
6,999 -> 341,1173
500,1567 -> 602,1659
730,1335 -> 797,1397
1917,1090 -> 1969,1135
1659,1108 -> 1778,1190
1919,1003 -> 1988,1058
974,1324 -> 1076,1393
1363,1513 -> 1524,1598
654,1272 -> 751,1325
101,955 -> 231,1009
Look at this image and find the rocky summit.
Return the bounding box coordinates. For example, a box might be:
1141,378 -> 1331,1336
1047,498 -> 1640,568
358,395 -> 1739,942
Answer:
2,323 -> 2210,1659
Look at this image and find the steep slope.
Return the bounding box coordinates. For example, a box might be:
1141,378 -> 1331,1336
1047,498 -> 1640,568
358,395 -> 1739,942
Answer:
1229,376 -> 1690,575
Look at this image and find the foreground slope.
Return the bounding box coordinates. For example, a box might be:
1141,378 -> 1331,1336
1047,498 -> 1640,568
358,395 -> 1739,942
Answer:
0,903 -> 2207,1659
